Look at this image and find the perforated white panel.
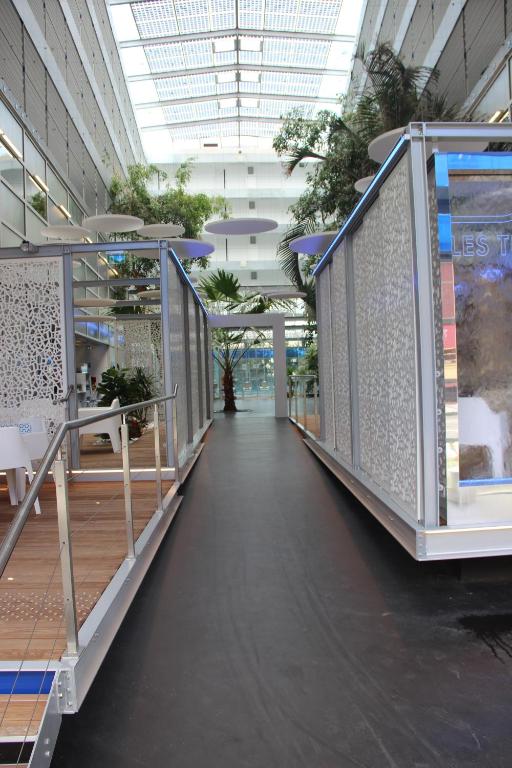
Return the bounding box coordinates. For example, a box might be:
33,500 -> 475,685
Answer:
329,242 -> 352,466
168,264 -> 188,459
317,266 -> 334,448
123,318 -> 163,399
0,258 -> 65,434
188,293 -> 200,436
352,155 -> 418,517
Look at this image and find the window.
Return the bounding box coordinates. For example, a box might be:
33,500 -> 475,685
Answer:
0,148 -> 24,197
26,172 -> 47,219
247,166 -> 254,174
248,200 -> 256,209
250,235 -> 256,244
1,181 -> 24,233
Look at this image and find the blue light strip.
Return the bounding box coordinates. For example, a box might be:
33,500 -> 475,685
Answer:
312,135 -> 409,277
459,477 -> 512,487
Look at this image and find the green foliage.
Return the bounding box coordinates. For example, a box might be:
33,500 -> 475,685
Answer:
97,365 -> 155,428
108,162 -> 228,275
273,42 -> 460,301
97,365 -> 131,407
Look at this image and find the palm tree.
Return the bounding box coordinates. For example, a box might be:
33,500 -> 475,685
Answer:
274,42 -> 459,303
198,270 -> 288,412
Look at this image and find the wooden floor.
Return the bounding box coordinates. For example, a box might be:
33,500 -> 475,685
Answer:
79,423 -> 168,470
0,477 -> 172,662
0,470 -> 173,747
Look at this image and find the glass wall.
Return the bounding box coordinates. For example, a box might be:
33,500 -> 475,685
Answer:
435,152 -> 512,524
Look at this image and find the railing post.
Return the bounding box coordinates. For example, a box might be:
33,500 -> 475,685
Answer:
303,379 -> 308,431
121,416 -> 135,559
172,396 -> 180,485
294,379 -> 298,422
154,404 -> 163,512
54,452 -> 79,657
314,379 -> 318,419
288,378 -> 292,418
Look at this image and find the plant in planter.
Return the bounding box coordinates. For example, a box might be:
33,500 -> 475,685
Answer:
97,365 -> 155,438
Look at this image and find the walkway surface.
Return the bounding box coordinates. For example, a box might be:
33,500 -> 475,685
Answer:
53,416 -> 512,768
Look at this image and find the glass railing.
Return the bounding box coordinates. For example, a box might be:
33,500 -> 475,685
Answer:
288,375 -> 320,437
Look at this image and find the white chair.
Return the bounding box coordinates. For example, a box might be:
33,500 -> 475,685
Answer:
78,398 -> 122,453
17,416 -> 50,499
458,396 -> 510,478
0,426 -> 41,514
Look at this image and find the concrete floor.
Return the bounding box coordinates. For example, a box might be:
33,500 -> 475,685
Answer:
53,416 -> 512,767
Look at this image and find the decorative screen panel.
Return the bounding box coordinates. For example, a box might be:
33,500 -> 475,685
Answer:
123,318 -> 163,402
329,242 -> 352,466
353,155 -> 418,517
187,290 -> 200,437
168,263 -> 188,459
317,266 -> 334,448
0,257 -> 65,434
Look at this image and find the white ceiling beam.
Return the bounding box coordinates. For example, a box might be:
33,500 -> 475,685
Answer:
136,92 -> 339,108
141,116 -> 283,130
128,64 -> 348,81
119,28 -> 354,48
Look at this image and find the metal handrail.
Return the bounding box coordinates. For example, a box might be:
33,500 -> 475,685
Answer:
0,387 -> 178,578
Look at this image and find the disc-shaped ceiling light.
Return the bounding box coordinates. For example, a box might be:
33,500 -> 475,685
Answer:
204,217 -> 278,235
367,127 -> 405,164
167,239 -> 215,259
289,231 -> 338,255
82,214 -> 144,233
41,224 -> 92,240
138,223 -> 185,238
262,290 -> 307,299
354,175 -> 375,194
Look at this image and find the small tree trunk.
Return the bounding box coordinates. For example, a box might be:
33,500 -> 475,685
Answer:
222,367 -> 237,412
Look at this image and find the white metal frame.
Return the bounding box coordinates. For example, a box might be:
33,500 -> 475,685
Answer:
311,122 -> 512,560
209,312 -> 287,417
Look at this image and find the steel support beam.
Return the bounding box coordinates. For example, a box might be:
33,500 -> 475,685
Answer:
119,28 -> 354,48
141,115 -> 283,131
128,63 -> 349,82
136,92 -> 338,109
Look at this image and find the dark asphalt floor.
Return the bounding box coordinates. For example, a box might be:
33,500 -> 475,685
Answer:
52,415 -> 512,768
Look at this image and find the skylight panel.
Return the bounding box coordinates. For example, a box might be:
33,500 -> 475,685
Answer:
263,38 -> 330,68
145,42 -> 185,72
219,97 -> 238,110
132,1 -> 178,38
238,0 -> 265,29
163,101 -> 220,122
213,37 -> 236,52
216,71 -> 237,83
129,80 -> 160,104
182,39 -> 214,67
173,0 -> 209,34
261,71 -> 321,97
239,80 -> 261,94
155,72 -> 217,99
239,50 -> 262,65
239,36 -> 263,51
214,50 -> 238,65
120,46 -> 151,77
136,106 -> 167,127
240,70 -> 261,83
110,4 -> 140,42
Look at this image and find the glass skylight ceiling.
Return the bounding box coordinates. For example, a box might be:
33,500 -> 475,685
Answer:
109,0 -> 363,158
